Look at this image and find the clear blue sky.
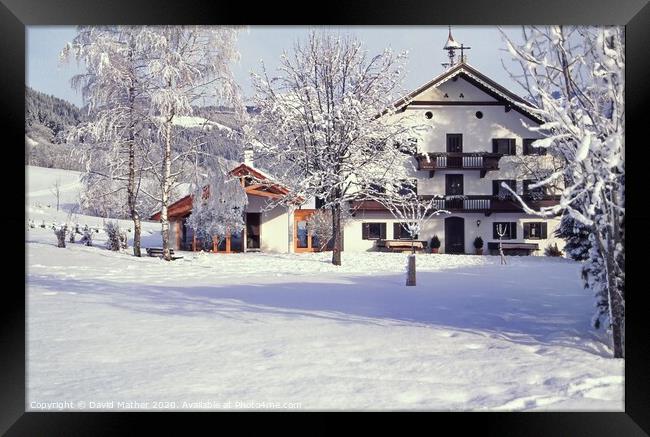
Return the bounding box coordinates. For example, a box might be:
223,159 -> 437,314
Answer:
27,25 -> 525,107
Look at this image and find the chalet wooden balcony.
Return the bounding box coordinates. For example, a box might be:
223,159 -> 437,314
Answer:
416,152 -> 503,178
351,195 -> 560,215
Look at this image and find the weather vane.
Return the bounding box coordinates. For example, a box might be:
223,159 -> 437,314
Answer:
442,26 -> 471,68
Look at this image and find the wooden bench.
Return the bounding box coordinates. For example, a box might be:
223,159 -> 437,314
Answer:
487,242 -> 539,256
146,247 -> 184,260
376,239 -> 429,253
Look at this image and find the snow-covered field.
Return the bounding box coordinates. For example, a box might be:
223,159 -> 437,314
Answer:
25,165 -> 624,411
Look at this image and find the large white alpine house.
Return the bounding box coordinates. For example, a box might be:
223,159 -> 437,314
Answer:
341,31 -> 565,255
157,31 -> 565,256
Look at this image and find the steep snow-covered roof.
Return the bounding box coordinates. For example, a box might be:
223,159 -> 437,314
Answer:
390,61 -> 543,124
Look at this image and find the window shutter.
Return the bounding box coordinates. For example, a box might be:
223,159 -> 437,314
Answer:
511,222 -> 517,239
492,180 -> 499,195
362,223 -> 369,240
541,222 -> 548,239
509,139 -> 516,155
393,223 -> 401,239
493,223 -> 498,239
523,223 -> 530,239
380,223 -> 387,239
492,139 -> 498,154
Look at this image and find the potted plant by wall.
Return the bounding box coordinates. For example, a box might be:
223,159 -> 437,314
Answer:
473,236 -> 484,255
430,235 -> 441,254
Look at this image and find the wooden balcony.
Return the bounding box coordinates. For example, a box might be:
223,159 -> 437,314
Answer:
416,152 -> 503,178
351,195 -> 560,215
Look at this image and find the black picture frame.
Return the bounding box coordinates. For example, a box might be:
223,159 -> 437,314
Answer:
3,0 -> 649,434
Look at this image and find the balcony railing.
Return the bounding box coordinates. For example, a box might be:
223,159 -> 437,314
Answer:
351,195 -> 560,214
416,152 -> 503,177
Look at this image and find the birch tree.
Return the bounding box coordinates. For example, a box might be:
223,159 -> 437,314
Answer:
251,31 -> 423,266
138,26 -> 241,261
501,26 -> 625,358
62,26 -> 152,257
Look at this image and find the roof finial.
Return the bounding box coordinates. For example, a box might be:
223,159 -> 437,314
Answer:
442,26 -> 471,68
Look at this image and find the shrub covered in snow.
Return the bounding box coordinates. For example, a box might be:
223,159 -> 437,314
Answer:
69,224 -> 81,243
53,224 -> 68,248
80,225 -> 93,246
104,221 -> 128,251
545,243 -> 563,257
473,236 -> 484,250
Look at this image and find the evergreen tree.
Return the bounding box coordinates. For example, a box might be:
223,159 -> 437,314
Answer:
555,213 -> 591,261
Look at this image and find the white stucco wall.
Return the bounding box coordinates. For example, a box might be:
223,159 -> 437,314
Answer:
417,76 -> 498,102
343,212 -> 563,256
260,205 -> 290,253
246,195 -> 290,253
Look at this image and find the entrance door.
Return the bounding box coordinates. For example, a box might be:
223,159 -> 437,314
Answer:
246,213 -> 261,250
445,216 -> 465,254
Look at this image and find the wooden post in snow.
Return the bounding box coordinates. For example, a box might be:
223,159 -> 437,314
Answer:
406,254 -> 416,286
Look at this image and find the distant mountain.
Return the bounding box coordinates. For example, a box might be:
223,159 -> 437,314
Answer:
25,86 -> 85,169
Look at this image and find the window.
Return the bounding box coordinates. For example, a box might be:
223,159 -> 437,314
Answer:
315,197 -> 326,209
446,174 -> 463,196
447,133 -> 463,153
362,222 -> 386,240
475,111 -> 483,119
523,222 -> 548,239
395,179 -> 417,197
493,222 -> 517,240
364,182 -> 386,196
393,223 -> 417,240
523,180 -> 547,199
425,111 -> 433,119
492,138 -> 516,155
492,180 -> 516,198
523,138 -> 547,156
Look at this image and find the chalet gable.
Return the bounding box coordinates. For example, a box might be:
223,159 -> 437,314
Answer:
392,62 -> 543,124
149,162 -> 289,221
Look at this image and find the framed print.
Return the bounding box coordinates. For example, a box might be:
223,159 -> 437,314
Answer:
3,0 -> 649,434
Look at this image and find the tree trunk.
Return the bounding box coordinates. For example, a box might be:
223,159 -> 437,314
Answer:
127,127 -> 142,257
331,203 -> 342,266
127,149 -> 142,257
610,282 -> 624,358
406,254 -> 416,286
160,117 -> 173,262
597,226 -> 624,358
127,81 -> 142,258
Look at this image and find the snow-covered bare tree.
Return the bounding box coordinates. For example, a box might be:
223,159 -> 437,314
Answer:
50,179 -> 62,211
501,26 -> 625,357
251,31 -> 424,266
186,153 -> 248,250
495,223 -> 508,265
62,26 -> 153,257
305,208 -> 352,252
367,180 -> 447,285
137,26 -> 241,261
